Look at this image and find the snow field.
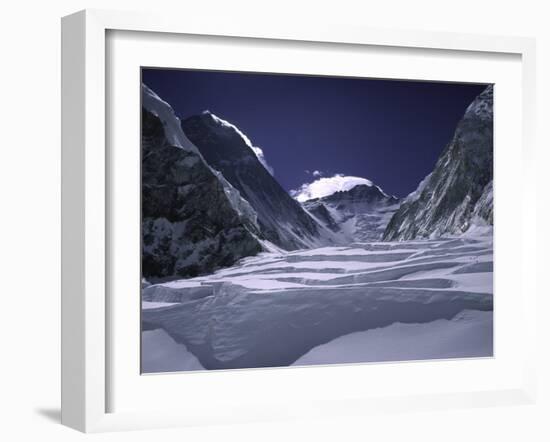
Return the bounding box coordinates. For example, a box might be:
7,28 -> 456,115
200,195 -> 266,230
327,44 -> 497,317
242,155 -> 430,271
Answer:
142,231 -> 493,372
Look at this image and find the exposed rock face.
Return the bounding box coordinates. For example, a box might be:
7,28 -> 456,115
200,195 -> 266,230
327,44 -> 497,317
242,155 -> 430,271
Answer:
303,184 -> 400,242
182,112 -> 333,250
471,180 -> 493,225
383,85 -> 494,241
141,85 -> 263,280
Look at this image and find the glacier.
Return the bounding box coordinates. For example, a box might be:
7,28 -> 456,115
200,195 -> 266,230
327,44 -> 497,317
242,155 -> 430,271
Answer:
142,228 -> 493,372
293,309 -> 492,366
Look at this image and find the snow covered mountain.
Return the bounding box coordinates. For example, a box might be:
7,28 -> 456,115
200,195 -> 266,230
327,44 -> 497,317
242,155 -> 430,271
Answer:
383,85 -> 494,240
141,85 -> 264,280
296,176 -> 400,242
182,112 -> 334,250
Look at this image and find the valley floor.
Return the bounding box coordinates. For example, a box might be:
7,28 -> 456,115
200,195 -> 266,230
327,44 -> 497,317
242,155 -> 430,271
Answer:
141,229 -> 493,373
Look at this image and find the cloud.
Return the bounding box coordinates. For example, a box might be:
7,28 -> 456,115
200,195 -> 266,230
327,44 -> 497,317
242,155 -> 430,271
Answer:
290,174 -> 374,202
312,170 -> 323,177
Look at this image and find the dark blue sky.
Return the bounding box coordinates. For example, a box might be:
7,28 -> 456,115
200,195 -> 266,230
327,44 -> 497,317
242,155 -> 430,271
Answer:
142,68 -> 488,197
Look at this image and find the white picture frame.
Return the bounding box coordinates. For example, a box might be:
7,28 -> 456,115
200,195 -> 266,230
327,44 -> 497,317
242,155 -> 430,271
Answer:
61,9 -> 538,433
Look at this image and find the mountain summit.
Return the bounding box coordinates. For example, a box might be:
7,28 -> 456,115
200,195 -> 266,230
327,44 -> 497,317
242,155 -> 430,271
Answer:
298,177 -> 400,242
182,112 -> 335,250
291,174 -> 381,203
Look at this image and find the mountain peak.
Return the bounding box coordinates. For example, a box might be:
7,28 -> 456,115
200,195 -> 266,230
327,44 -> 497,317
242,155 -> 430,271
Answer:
322,183 -> 398,204
300,178 -> 400,242
141,83 -> 199,154
464,84 -> 493,122
141,85 -> 263,280
291,174 -> 386,203
181,114 -> 330,250
196,111 -> 253,144
185,112 -> 275,176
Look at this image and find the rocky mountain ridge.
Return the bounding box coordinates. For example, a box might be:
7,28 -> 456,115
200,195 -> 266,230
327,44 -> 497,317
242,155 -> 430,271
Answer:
182,111 -> 337,250
303,183 -> 400,242
141,85 -> 264,280
383,85 -> 494,240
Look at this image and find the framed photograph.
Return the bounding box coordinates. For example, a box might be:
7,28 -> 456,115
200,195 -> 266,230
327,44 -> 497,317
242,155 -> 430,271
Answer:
61,9 -> 538,432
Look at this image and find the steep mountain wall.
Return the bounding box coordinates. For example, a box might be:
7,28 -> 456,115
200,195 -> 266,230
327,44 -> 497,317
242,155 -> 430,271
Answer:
383,85 -> 493,240
182,112 -> 334,250
142,85 -> 263,280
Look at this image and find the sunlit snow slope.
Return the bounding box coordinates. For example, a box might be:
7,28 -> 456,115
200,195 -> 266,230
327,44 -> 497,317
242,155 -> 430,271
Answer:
142,229 -> 493,372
